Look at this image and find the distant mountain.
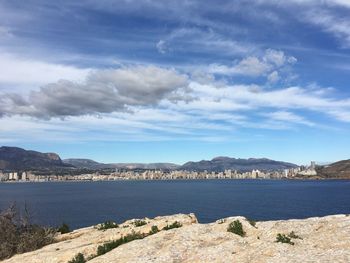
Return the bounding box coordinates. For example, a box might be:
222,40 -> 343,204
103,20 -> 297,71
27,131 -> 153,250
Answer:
0,146 -> 298,173
0,146 -> 71,170
111,163 -> 180,170
63,158 -> 180,170
316,159 -> 350,179
63,158 -> 110,169
180,156 -> 298,172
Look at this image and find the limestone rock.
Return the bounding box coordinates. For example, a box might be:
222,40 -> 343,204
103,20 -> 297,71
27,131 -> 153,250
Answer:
2,214 -> 350,263
2,213 -> 197,263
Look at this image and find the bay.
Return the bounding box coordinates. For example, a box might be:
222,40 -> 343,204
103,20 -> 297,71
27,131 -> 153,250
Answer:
0,179 -> 349,229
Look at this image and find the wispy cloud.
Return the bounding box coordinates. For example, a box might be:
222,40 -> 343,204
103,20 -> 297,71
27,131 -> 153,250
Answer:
0,53 -> 90,89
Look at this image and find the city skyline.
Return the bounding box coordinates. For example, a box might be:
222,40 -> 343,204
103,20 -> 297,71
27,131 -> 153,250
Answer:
0,1 -> 350,164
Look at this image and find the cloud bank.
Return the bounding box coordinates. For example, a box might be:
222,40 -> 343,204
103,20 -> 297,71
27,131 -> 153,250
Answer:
0,65 -> 189,118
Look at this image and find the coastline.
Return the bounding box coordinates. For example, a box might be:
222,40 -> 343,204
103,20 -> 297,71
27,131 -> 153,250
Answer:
1,176 -> 350,184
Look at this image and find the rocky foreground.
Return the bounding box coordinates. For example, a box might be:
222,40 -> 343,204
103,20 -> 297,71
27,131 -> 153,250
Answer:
2,213 -> 350,263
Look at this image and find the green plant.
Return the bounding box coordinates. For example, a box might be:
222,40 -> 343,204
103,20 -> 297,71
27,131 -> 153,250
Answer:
58,223 -> 70,234
98,221 -> 118,230
149,225 -> 159,235
276,233 -> 294,245
89,222 -> 163,260
227,220 -> 245,237
288,231 -> 302,239
96,231 -> 145,256
163,221 -> 182,230
68,253 -> 86,263
133,219 -> 147,227
247,219 -> 256,228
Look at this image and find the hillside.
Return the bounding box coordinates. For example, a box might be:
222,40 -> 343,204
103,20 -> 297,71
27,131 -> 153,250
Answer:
181,156 -> 298,172
316,159 -> 350,179
0,146 -> 71,170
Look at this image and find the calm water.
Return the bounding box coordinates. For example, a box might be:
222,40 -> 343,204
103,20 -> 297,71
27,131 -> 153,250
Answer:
0,180 -> 350,229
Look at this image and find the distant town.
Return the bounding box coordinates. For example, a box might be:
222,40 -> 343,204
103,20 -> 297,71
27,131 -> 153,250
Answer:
0,162 -> 317,182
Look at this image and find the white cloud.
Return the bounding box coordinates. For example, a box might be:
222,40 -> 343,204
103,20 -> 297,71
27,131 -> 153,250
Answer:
156,40 -> 168,54
0,65 -> 189,118
263,49 -> 296,67
233,56 -> 271,76
157,27 -> 252,56
267,71 -> 279,83
267,111 -> 314,126
0,53 -> 90,88
208,49 -> 296,82
305,9 -> 350,47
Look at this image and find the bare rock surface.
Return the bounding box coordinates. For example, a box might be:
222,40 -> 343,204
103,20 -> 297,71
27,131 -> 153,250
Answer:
2,214 -> 350,263
1,213 -> 197,263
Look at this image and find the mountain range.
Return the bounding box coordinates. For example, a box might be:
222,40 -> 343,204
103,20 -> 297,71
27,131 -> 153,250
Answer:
64,157 -> 298,172
0,146 -> 297,172
181,156 -> 298,172
1,146 -> 349,178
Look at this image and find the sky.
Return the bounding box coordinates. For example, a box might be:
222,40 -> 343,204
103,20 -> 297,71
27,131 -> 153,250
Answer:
0,0 -> 350,165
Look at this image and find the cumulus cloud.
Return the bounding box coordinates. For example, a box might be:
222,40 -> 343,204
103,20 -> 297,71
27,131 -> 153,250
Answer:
0,65 -> 189,118
208,49 -> 297,81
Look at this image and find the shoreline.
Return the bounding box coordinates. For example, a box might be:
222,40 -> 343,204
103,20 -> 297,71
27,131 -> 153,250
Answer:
1,177 -> 350,184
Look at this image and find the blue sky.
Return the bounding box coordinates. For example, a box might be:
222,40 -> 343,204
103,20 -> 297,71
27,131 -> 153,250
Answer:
0,0 -> 350,165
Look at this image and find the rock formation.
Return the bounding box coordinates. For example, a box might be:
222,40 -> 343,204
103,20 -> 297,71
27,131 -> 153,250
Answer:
2,213 -> 350,263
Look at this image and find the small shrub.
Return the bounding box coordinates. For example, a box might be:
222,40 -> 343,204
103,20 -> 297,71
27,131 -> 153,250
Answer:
133,219 -> 147,227
276,233 -> 294,245
57,223 -> 70,234
96,231 -> 145,256
247,219 -> 256,228
98,221 -> 118,230
149,225 -> 159,235
288,231 -> 302,239
163,221 -> 182,230
68,253 -> 86,263
227,220 -> 245,237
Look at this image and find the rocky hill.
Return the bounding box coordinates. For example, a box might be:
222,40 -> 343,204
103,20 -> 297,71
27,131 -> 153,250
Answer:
3,213 -> 350,263
316,159 -> 350,179
181,157 -> 298,172
63,159 -> 180,170
0,146 -> 71,171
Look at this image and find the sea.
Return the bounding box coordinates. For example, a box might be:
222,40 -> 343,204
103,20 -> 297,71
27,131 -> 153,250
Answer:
0,179 -> 349,229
